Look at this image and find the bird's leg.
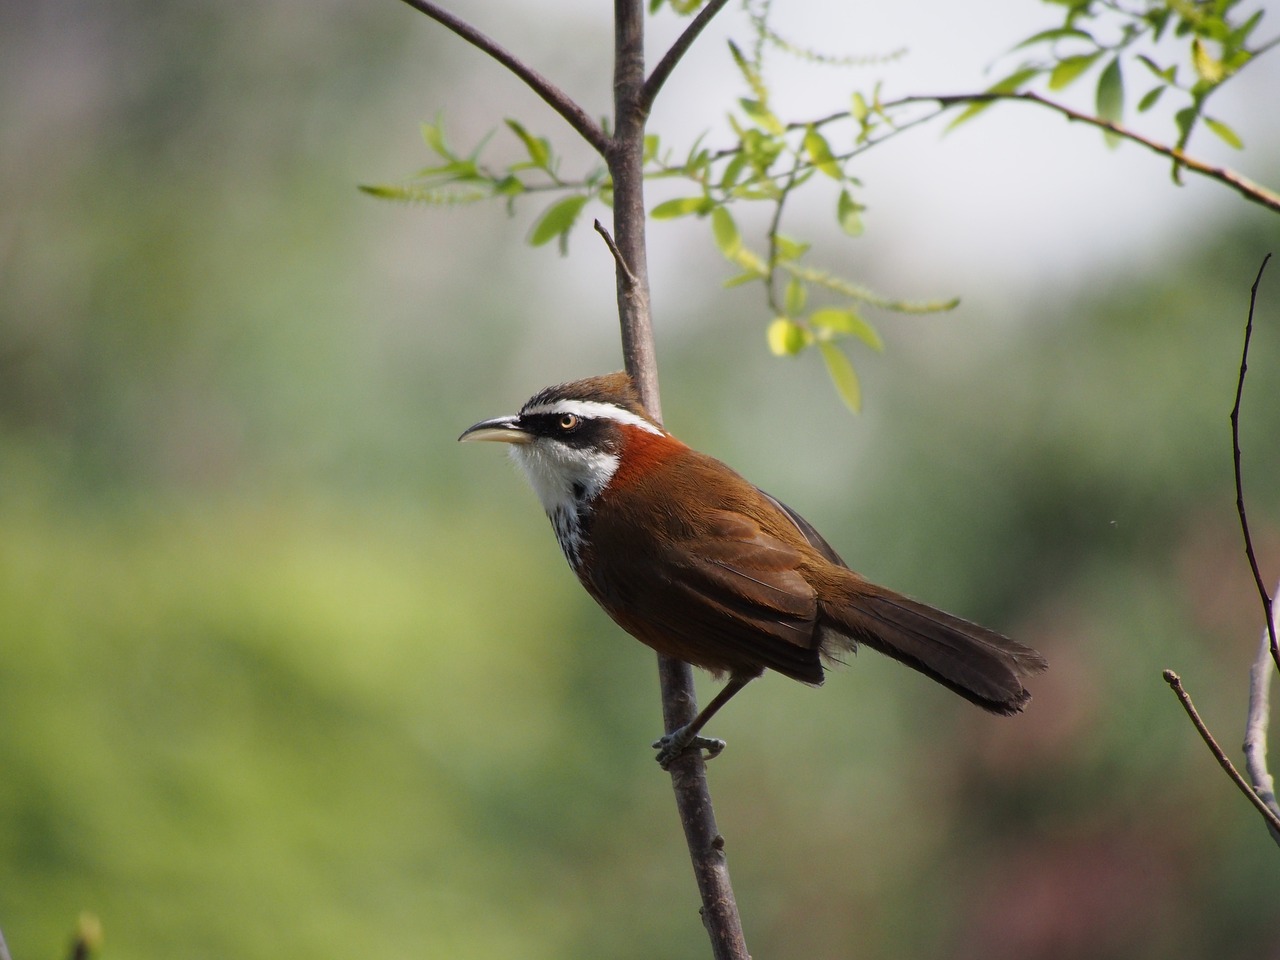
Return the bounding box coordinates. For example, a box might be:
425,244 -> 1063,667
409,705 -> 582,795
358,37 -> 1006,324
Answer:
653,673 -> 754,769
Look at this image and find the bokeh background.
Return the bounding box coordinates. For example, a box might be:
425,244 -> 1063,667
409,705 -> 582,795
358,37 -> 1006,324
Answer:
3,0 -> 1280,957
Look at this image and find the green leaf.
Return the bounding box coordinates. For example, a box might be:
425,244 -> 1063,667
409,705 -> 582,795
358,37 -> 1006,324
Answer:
723,271 -> 759,289
719,152 -> 748,191
1204,116 -> 1243,149
1012,26 -> 1094,50
767,318 -> 810,356
494,175 -> 525,196
651,196 -> 712,219
1174,106 -> 1198,147
836,189 -> 864,237
739,98 -> 784,135
809,308 -> 883,351
1191,38 -> 1226,84
772,235 -> 810,263
1048,52 -> 1102,90
420,119 -> 452,159
1096,57 -> 1124,133
710,205 -> 741,258
505,119 -> 550,169
528,195 -> 588,246
947,68 -> 1040,130
818,342 -> 862,413
850,92 -> 870,123
1137,85 -> 1165,113
1136,54 -> 1177,83
784,278 -> 807,316
803,126 -> 842,179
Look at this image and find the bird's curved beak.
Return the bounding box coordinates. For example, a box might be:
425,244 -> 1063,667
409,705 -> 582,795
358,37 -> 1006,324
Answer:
458,415 -> 534,445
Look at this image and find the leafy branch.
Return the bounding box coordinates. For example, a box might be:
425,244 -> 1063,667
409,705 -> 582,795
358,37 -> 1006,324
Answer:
371,0 -> 1278,415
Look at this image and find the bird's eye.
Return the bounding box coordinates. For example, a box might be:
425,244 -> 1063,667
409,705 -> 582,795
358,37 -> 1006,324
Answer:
558,413 -> 580,431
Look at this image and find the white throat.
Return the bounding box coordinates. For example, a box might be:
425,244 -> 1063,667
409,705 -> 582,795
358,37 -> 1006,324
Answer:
508,440 -> 620,567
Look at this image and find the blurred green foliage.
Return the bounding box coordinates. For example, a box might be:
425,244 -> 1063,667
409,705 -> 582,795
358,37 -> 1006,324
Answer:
3,1 -> 1280,959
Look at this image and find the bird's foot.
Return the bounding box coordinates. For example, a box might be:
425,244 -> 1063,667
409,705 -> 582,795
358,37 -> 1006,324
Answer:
652,727 -> 726,770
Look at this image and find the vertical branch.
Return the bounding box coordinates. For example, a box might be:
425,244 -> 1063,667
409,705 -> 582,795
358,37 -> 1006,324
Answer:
396,0 -> 749,950
609,0 -> 660,410
609,2 -> 749,956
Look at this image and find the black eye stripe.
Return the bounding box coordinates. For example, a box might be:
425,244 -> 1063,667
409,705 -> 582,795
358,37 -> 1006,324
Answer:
518,413 -> 616,450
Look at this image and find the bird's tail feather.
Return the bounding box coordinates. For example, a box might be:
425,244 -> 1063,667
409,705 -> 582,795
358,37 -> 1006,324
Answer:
820,587 -> 1047,715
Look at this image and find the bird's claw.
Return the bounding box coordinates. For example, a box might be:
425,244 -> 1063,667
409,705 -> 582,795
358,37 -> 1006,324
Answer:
652,730 -> 726,769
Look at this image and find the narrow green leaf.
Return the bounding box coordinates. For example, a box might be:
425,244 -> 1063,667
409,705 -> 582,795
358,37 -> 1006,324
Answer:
1136,54 -> 1177,83
1137,85 -> 1165,113
1204,116 -> 1244,149
784,278 -> 807,316
651,196 -> 712,219
421,119 -> 452,159
837,189 -> 864,237
723,271 -> 759,289
710,205 -> 741,257
767,318 -> 809,356
1048,52 -> 1102,90
947,68 -> 1041,130
809,308 -> 883,351
818,342 -> 862,413
1096,57 -> 1124,133
720,152 -> 748,191
528,195 -> 588,246
505,119 -> 550,169
772,235 -> 810,263
803,126 -> 842,179
1012,26 -> 1094,50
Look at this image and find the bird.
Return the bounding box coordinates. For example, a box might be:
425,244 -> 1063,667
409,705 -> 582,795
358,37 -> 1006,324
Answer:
460,372 -> 1047,767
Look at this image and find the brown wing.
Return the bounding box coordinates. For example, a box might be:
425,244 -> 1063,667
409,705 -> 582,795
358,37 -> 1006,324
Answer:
580,453 -> 826,684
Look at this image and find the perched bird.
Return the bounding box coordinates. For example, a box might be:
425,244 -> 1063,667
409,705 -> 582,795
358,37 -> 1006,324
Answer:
460,372 -> 1046,766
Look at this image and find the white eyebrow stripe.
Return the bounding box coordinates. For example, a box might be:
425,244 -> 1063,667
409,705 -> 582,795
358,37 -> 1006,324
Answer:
522,399 -> 663,435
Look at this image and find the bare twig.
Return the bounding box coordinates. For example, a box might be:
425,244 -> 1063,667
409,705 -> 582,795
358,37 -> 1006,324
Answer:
642,0 -> 736,116
1231,253 -> 1277,672
1244,587 -> 1280,846
395,0 -> 610,156
890,91 -> 1280,215
593,219 -> 639,287
0,923 -> 12,960
1164,671 -> 1280,835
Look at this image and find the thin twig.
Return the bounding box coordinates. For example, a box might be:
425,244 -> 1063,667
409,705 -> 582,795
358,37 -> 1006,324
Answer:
1231,253 -> 1277,672
395,0 -> 610,157
1164,670 -> 1280,835
593,219 -> 639,287
642,0 -> 736,115
1244,585 -> 1280,847
889,91 -> 1280,215
0,924 -> 12,960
